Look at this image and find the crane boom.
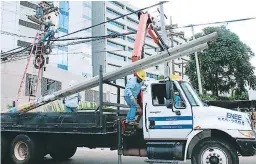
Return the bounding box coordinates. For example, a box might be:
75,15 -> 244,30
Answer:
7,32 -> 217,113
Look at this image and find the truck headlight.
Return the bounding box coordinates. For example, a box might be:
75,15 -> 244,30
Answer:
239,130 -> 255,138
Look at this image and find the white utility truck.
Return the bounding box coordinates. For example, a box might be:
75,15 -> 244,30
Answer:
1,32 -> 255,164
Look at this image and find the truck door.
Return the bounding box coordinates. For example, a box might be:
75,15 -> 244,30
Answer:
143,81 -> 193,140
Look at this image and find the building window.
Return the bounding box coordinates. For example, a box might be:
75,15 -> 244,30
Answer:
145,44 -> 156,50
84,89 -> 106,103
127,17 -> 139,24
59,1 -> 69,33
127,7 -> 135,13
127,27 -> 136,33
109,1 -> 124,9
19,19 -> 40,30
83,15 -> 91,20
46,79 -> 57,94
106,8 -> 124,19
128,47 -> 133,52
107,29 -> 125,40
146,73 -> 158,80
107,52 -> 126,61
127,37 -> 135,43
84,1 -> 91,8
107,41 -> 125,50
25,74 -> 62,97
107,18 -> 125,29
57,46 -> 68,52
17,40 -> 31,47
107,63 -> 121,71
20,1 -> 37,9
115,78 -> 125,87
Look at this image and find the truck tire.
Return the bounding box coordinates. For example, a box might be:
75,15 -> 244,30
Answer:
1,135 -> 10,162
49,146 -> 77,160
191,137 -> 239,164
10,134 -> 44,164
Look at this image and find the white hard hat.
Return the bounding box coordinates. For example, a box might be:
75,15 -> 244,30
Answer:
69,80 -> 76,87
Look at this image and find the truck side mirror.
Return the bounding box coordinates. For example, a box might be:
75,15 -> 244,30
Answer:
165,80 -> 174,109
166,99 -> 173,109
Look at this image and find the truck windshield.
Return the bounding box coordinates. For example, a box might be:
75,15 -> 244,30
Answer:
179,81 -> 203,106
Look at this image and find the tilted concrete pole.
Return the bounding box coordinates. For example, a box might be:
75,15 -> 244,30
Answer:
8,32 -> 217,113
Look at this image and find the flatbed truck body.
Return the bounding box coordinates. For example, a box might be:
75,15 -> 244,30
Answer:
1,28 -> 255,164
2,79 -> 256,164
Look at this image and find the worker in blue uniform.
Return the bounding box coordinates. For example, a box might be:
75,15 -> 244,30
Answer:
40,22 -> 57,43
124,70 -> 146,124
174,92 -> 181,108
63,80 -> 81,112
35,2 -> 44,19
44,16 -> 54,32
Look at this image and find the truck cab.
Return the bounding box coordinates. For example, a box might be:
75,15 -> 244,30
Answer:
135,78 -> 256,163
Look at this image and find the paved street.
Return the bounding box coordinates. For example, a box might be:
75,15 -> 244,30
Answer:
43,148 -> 256,164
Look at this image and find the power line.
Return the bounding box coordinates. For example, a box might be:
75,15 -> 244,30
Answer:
1,46 -> 24,55
56,1 -> 167,39
1,31 -> 35,39
175,17 -> 256,29
1,45 -> 157,64
0,31 -> 135,57
1,2 -> 165,59
52,31 -> 137,47
1,2 -> 165,57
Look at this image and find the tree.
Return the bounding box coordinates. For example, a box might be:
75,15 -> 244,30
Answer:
186,26 -> 256,97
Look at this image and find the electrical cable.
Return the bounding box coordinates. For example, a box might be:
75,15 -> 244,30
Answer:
56,1 -> 167,39
1,2 -> 166,61
1,46 -> 24,55
175,17 -> 256,29
1,31 -> 35,39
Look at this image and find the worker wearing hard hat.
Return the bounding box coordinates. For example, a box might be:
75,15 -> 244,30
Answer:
35,2 -> 44,19
40,19 -> 57,43
124,70 -> 146,124
44,16 -> 54,31
63,80 -> 81,112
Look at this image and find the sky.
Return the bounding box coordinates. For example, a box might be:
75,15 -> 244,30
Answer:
129,0 -> 256,70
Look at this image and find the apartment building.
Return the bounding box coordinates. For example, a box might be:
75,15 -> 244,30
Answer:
0,1 -> 190,109
91,1 -> 189,86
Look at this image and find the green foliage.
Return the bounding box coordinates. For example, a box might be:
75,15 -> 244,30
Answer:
227,92 -> 249,100
186,26 -> 256,97
200,94 -> 217,101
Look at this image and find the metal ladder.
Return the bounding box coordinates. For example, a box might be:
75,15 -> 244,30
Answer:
16,32 -> 42,106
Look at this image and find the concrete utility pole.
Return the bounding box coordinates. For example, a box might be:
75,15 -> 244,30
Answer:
169,16 -> 175,74
191,26 -> 203,95
159,2 -> 171,77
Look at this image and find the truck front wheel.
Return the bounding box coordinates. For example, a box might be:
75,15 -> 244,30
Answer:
10,134 -> 44,164
49,146 -> 77,160
191,137 -> 239,164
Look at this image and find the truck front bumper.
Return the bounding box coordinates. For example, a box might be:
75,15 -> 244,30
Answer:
236,138 -> 256,156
